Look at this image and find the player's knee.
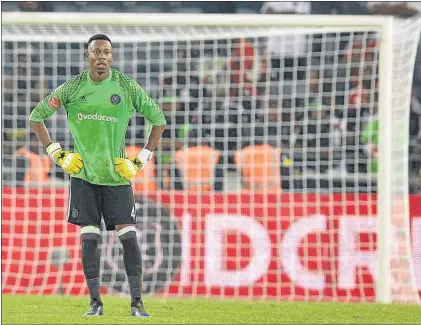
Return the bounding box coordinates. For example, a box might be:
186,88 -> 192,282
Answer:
117,225 -> 136,240
81,225 -> 100,240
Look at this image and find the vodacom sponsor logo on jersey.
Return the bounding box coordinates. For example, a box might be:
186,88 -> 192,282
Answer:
77,113 -> 117,123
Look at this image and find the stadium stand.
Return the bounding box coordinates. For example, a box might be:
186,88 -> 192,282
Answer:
2,1 -> 421,193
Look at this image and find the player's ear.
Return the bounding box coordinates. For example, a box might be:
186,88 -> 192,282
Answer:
86,52 -> 89,60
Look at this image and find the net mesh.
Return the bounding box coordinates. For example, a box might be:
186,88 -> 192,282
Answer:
2,16 -> 420,302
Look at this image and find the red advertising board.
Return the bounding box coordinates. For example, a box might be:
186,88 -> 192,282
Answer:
2,188 -> 421,301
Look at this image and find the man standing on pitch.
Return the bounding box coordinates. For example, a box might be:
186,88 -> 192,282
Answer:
29,34 -> 166,317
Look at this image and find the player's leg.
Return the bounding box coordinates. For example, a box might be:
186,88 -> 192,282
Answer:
101,185 -> 149,317
67,178 -> 103,315
81,225 -> 103,316
116,224 -> 149,317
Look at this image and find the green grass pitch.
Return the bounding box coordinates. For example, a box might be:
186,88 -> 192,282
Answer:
2,294 -> 421,324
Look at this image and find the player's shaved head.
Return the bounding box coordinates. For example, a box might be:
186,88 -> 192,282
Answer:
88,34 -> 112,48
87,34 -> 113,82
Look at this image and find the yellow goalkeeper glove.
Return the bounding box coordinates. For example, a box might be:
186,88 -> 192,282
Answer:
46,142 -> 83,175
114,148 -> 153,181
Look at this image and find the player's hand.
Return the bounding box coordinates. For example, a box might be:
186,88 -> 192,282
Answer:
114,157 -> 143,181
46,142 -> 83,175
114,148 -> 153,181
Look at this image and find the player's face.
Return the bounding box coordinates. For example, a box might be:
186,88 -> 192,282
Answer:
88,40 -> 113,75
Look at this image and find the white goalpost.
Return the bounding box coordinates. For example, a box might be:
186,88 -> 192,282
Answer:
2,12 -> 420,304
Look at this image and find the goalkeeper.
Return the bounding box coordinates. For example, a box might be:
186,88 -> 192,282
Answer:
29,34 -> 166,317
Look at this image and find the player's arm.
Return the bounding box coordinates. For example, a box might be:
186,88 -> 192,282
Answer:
144,124 -> 167,152
114,81 -> 166,181
135,85 -> 167,152
29,83 -> 83,175
29,91 -> 62,147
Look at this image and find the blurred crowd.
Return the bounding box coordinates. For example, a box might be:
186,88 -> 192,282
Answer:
2,1 -> 421,193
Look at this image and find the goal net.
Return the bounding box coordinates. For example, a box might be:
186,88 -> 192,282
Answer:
2,12 -> 421,303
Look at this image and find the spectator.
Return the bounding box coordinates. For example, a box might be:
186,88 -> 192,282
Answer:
253,98 -> 295,189
199,99 -> 257,189
2,136 -> 28,187
409,87 -> 421,139
261,2 -> 311,81
338,31 -> 379,175
161,73 -> 203,113
294,103 -> 338,174
367,2 -> 420,17
18,1 -> 53,12
360,115 -> 378,175
343,34 -> 379,90
415,39 -> 421,89
409,87 -> 421,192
344,83 -> 376,174
224,38 -> 269,111
311,1 -> 369,15
155,88 -> 197,190
3,45 -> 48,134
308,68 -> 333,108
366,1 -> 421,88
120,1 -> 163,13
174,43 -> 201,75
259,1 -> 368,80
254,99 -> 289,149
2,131 -> 51,186
226,38 -> 258,100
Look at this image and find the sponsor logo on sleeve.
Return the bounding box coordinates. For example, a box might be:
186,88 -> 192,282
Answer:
110,94 -> 121,105
48,96 -> 61,110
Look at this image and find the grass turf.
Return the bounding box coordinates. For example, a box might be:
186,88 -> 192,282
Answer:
2,294 -> 421,324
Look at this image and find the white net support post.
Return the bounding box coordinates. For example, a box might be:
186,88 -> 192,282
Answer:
1,12 -> 421,304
